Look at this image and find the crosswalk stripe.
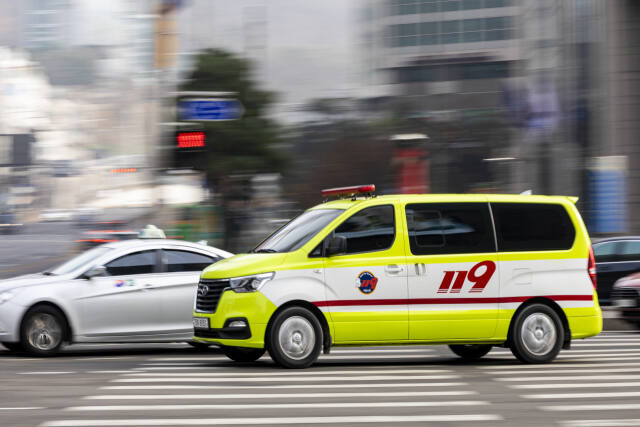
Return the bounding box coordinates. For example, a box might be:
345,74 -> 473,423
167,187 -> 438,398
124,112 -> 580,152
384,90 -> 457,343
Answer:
560,419 -> 640,427
497,375 -> 640,382
101,382 -> 468,390
126,368 -> 452,377
111,374 -> 459,383
65,401 -> 489,411
511,382 -> 640,390
524,391 -> 640,399
39,414 -> 503,426
543,404 -> 640,411
481,362 -> 640,370
85,391 -> 476,400
486,367 -> 640,375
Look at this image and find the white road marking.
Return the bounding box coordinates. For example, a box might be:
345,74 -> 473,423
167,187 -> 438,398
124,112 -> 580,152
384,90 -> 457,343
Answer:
512,382 -> 640,389
85,391 -> 476,400
102,382 -> 468,390
17,371 -> 75,375
0,407 -> 45,410
497,375 -> 640,382
66,401 -> 489,411
330,348 -> 435,353
570,343 -> 640,347
88,371 -> 143,374
127,368 -> 452,376
561,420 -> 640,427
524,391 -> 640,399
486,367 -> 640,375
543,404 -> 640,411
491,348 -> 640,354
40,414 -> 503,426
481,362 -> 640,370
110,374 -> 458,383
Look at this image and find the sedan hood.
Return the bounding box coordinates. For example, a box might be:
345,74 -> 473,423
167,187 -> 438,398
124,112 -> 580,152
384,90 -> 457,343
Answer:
0,273 -> 70,292
201,253 -> 289,279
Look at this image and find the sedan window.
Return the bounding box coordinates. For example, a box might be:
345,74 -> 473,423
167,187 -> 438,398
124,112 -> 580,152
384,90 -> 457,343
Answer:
593,242 -> 619,263
164,250 -> 217,272
105,250 -> 157,276
619,241 -> 640,262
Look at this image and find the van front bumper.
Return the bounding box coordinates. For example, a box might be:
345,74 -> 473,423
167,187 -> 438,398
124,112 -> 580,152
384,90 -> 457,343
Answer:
193,290 -> 277,349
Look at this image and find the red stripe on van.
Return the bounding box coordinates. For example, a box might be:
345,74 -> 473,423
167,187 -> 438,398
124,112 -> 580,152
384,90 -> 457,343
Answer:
312,295 -> 594,308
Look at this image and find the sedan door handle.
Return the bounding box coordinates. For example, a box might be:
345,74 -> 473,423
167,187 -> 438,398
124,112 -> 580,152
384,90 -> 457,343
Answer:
143,283 -> 155,289
385,264 -> 404,276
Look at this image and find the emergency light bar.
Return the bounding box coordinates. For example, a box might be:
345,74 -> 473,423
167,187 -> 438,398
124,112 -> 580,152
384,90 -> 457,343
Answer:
321,185 -> 376,198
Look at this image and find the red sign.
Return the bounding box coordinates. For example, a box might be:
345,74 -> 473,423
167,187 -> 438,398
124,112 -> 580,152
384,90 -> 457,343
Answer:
177,131 -> 205,148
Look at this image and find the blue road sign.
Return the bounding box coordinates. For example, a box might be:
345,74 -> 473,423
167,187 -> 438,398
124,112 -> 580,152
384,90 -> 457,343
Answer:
179,99 -> 244,121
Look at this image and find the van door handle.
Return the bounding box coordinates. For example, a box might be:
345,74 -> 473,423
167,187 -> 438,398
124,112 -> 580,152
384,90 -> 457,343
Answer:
385,264 -> 404,275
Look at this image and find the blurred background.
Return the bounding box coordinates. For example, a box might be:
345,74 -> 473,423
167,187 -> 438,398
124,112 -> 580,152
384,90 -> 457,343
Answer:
0,0 -> 633,258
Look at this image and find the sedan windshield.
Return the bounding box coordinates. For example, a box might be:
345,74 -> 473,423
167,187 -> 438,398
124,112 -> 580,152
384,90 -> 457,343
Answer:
253,209 -> 344,253
47,246 -> 113,276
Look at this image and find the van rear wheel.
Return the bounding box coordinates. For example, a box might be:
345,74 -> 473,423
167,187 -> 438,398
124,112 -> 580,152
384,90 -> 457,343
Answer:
267,306 -> 322,369
510,303 -> 564,364
448,344 -> 492,360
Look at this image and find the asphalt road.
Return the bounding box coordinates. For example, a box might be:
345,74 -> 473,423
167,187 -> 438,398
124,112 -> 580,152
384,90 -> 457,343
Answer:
1,331 -> 640,427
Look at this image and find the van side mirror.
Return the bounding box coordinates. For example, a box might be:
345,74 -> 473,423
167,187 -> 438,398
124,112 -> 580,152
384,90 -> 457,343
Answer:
326,235 -> 347,257
84,265 -> 106,279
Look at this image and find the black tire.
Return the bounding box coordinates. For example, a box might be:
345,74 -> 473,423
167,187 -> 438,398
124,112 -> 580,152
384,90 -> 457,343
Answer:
267,306 -> 323,369
20,305 -> 67,356
222,346 -> 266,362
1,342 -> 23,352
510,303 -> 564,364
448,344 -> 492,360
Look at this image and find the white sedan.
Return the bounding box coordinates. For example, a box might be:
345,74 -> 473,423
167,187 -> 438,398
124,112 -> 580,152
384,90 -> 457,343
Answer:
0,238 -> 232,355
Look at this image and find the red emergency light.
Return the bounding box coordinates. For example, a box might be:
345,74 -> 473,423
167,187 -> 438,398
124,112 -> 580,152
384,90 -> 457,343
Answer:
321,184 -> 376,198
177,131 -> 205,148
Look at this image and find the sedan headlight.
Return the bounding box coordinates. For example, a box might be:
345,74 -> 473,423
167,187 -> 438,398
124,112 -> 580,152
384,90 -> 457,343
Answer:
0,290 -> 16,305
229,272 -> 274,293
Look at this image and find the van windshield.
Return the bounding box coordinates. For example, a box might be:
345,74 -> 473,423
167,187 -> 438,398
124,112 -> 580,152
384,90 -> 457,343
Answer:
253,209 -> 344,253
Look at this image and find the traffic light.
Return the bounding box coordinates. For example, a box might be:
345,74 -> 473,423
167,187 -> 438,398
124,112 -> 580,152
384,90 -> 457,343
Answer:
171,130 -> 208,170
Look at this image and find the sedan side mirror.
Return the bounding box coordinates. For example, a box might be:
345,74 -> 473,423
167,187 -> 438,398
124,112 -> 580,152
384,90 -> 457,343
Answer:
84,265 -> 106,279
326,235 -> 347,257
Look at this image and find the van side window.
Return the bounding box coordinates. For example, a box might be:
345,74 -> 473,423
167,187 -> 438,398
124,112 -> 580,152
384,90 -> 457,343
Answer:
491,203 -> 575,252
333,205 -> 395,254
405,203 -> 495,255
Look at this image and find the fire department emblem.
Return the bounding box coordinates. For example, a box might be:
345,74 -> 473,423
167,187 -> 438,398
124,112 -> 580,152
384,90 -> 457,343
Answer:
357,271 -> 378,294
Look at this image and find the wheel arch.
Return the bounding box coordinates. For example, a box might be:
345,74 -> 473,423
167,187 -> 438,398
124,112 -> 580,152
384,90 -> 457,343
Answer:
265,299 -> 332,354
507,297 -> 571,349
22,301 -> 74,344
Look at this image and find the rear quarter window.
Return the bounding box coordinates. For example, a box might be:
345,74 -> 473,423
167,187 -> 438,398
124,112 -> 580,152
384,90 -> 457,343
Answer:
491,203 -> 576,252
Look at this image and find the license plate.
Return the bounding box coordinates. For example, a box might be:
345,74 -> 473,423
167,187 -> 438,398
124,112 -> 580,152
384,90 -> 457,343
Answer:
193,317 -> 209,329
614,298 -> 636,308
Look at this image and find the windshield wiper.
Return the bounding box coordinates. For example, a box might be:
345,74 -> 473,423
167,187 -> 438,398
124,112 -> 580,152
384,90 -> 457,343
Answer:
254,249 -> 278,253
42,271 -> 55,276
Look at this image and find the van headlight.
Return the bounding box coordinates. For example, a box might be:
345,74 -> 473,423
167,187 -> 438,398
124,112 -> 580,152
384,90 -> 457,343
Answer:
229,272 -> 274,293
0,290 -> 16,305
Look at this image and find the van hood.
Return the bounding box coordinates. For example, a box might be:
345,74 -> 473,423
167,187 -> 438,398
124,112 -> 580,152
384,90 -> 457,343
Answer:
201,253 -> 289,279
0,273 -> 70,293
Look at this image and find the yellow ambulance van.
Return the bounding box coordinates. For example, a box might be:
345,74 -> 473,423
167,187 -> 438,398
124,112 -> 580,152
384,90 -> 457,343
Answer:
193,185 -> 602,368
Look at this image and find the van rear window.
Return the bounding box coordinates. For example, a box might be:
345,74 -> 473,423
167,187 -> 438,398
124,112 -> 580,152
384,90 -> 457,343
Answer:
491,203 -> 575,252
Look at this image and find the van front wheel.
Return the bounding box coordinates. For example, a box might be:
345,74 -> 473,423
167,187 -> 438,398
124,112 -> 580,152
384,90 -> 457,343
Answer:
267,307 -> 322,369
510,303 -> 564,364
448,344 -> 492,360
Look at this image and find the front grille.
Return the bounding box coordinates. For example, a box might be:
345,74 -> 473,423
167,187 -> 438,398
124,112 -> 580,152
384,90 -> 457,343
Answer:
611,288 -> 640,300
195,279 -> 229,313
